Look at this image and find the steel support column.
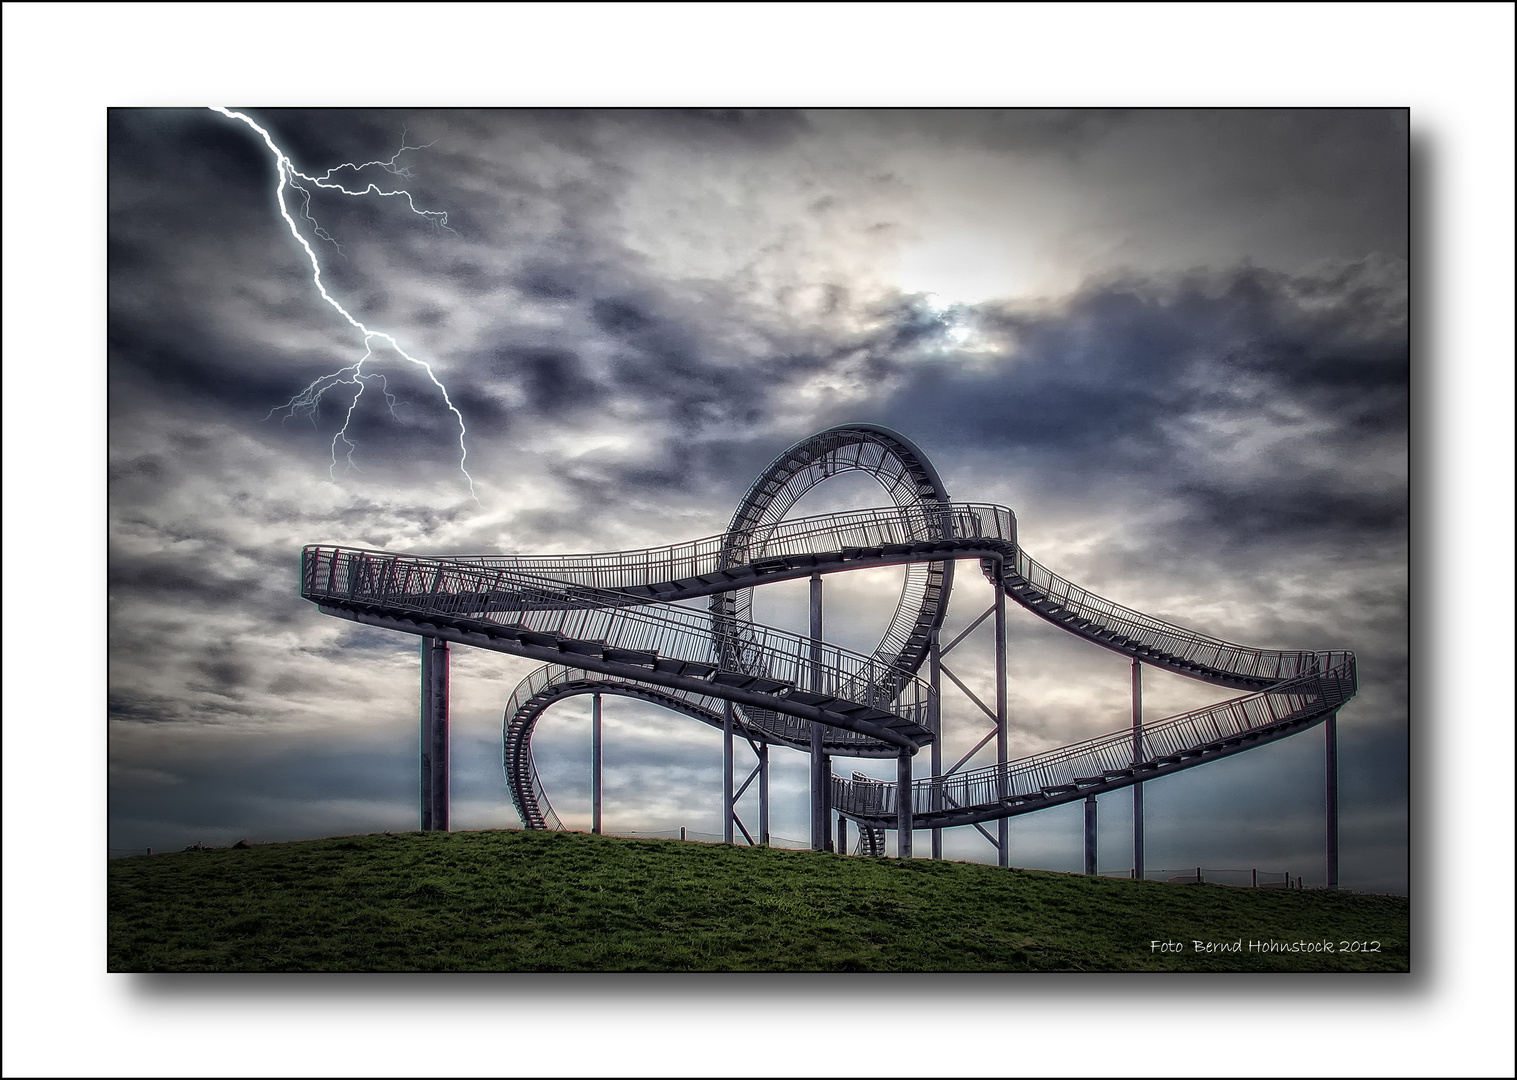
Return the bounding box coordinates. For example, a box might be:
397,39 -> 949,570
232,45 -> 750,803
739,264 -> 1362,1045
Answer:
591,693 -> 602,835
1084,795 -> 1098,876
758,740 -> 770,846
1132,658 -> 1144,880
1325,711 -> 1339,889
896,752 -> 913,859
994,579 -> 1009,867
813,745 -> 833,852
809,572 -> 832,853
419,635 -> 449,832
929,627 -> 943,860
722,699 -> 734,844
837,815 -> 848,856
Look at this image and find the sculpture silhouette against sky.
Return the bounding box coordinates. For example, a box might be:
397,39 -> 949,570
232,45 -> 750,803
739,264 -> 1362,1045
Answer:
301,424 -> 1357,884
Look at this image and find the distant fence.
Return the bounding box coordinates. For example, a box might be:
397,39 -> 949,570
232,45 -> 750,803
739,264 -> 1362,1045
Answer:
513,830 -> 1312,886
622,829 -> 811,849
608,834 -> 1308,886
1099,867 -> 1303,888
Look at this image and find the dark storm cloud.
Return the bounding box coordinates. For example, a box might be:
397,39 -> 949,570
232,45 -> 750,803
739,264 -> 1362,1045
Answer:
109,109 -> 276,209
867,261 -> 1407,562
110,108 -> 840,506
108,554 -> 264,608
108,315 -> 327,421
882,261 -> 1405,457
108,107 -> 965,525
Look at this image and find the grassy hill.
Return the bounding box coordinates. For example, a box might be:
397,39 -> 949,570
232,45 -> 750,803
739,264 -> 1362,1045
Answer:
108,829 -> 1408,972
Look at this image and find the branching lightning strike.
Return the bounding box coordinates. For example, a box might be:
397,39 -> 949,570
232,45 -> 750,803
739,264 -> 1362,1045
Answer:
212,106 -> 479,504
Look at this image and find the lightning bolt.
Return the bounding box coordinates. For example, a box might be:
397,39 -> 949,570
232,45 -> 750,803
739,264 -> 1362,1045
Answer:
212,107 -> 480,505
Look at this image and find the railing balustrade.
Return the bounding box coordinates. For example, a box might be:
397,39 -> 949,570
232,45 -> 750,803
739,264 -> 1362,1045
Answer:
301,494 -> 1356,828
302,544 -> 936,733
830,658 -> 1355,821
301,499 -> 1331,703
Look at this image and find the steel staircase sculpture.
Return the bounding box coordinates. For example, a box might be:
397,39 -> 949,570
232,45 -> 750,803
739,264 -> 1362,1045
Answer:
299,424 -> 1357,839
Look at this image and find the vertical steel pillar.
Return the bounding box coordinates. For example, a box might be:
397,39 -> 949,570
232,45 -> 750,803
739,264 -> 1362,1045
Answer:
419,636 -> 450,832
814,751 -> 833,851
994,580 -> 1009,868
809,572 -> 832,853
837,815 -> 848,856
1132,658 -> 1144,880
1084,795 -> 1098,875
896,752 -> 913,859
810,572 -> 823,688
758,740 -> 770,846
1325,711 -> 1339,889
929,626 -> 943,860
722,699 -> 734,844
591,693 -> 602,835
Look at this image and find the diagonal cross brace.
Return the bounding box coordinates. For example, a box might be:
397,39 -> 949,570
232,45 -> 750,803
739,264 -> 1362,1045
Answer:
944,726 -> 1001,778
733,761 -> 762,803
940,602 -> 996,658
939,660 -> 999,725
941,789 -> 1001,849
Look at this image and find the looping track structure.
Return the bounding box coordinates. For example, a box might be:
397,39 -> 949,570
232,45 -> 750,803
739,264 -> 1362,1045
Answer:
300,424 -> 1357,859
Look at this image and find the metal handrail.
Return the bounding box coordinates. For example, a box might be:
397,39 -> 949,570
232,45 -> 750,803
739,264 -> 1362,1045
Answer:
501,662 -> 832,832
1009,550 -> 1336,682
302,544 -> 936,730
299,478 -> 1358,832
441,502 -> 1006,587
303,498 -> 1333,690
832,658 -> 1357,819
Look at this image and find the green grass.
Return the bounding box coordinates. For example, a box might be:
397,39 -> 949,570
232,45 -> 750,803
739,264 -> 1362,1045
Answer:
108,830 -> 1408,972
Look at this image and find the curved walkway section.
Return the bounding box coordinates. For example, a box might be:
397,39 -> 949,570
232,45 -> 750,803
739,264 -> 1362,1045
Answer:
298,425 -> 1357,835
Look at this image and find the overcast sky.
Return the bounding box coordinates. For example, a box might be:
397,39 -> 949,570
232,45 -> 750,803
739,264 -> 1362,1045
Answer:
104,106 -> 1410,890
